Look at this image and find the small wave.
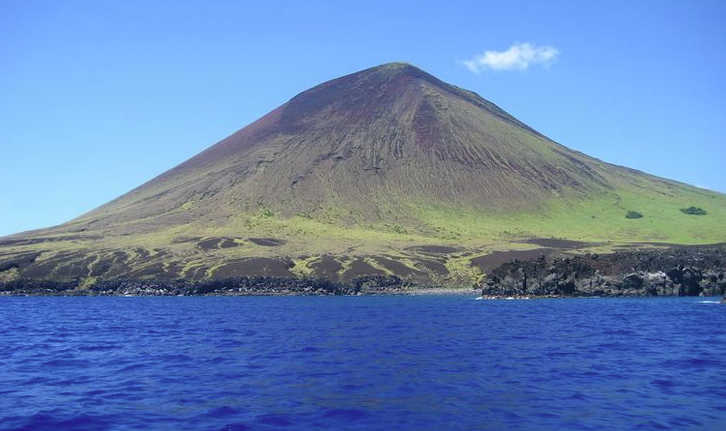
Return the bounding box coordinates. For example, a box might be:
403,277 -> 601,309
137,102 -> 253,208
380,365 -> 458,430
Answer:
698,300 -> 721,304
652,378 -> 677,388
322,408 -> 370,421
2,412 -> 116,430
118,363 -> 147,372
42,358 -> 89,368
254,414 -> 295,427
78,344 -> 119,352
200,405 -> 241,418
220,423 -> 254,431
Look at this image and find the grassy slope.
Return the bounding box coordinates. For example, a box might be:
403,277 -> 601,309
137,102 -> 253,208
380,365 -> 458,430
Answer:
82,178 -> 726,256
413,185 -> 726,246
2,181 -> 724,287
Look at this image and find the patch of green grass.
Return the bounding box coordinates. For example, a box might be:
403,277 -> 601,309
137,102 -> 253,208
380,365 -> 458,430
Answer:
0,266 -> 19,282
408,183 -> 726,245
290,256 -> 318,277
444,254 -> 486,286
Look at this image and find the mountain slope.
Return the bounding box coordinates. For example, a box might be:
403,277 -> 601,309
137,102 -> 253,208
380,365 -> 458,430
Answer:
2,62 -> 725,287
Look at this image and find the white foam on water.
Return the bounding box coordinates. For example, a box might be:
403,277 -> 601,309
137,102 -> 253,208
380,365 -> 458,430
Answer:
698,300 -> 721,304
475,296 -> 531,300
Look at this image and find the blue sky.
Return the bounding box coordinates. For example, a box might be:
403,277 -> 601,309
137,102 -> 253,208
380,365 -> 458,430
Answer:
1,0 -> 725,236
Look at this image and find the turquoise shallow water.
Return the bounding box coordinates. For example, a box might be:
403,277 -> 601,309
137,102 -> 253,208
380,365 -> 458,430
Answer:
1,295 -> 725,430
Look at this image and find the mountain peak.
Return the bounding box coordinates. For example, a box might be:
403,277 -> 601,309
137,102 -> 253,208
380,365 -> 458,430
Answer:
288,62 -> 439,102
363,61 -> 436,82
370,61 -> 421,74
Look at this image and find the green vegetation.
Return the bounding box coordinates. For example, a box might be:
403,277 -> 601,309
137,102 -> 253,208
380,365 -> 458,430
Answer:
0,266 -> 19,283
79,276 -> 98,290
290,256 -> 317,277
625,211 -> 643,219
681,206 -> 707,215
411,185 -> 726,246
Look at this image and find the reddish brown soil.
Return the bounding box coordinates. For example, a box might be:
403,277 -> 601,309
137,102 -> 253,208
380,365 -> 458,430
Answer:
214,258 -> 295,278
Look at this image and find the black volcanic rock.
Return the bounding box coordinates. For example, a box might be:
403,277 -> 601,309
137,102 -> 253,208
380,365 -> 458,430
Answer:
482,245 -> 726,297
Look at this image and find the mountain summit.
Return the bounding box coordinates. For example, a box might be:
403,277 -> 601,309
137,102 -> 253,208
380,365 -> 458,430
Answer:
62,62 -> 638,228
2,63 -> 725,286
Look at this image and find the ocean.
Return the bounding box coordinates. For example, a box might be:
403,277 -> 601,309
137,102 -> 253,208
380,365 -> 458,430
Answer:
1,295 -> 725,430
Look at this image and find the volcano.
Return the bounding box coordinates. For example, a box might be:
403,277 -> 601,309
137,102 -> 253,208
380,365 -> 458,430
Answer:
2,62 -> 725,288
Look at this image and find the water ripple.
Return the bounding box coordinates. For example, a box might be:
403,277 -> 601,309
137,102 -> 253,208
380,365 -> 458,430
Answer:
1,296 -> 725,430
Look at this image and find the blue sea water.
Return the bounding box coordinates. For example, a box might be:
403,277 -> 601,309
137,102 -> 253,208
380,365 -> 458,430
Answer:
1,296 -> 725,430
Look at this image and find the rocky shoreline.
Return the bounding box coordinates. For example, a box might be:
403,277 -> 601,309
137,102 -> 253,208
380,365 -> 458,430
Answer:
482,245 -> 726,298
2,245 -> 725,298
0,275 -> 413,297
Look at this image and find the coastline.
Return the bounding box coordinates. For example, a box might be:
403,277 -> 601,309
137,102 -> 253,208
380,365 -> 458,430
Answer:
403,287 -> 479,296
2,288 -> 722,299
0,286 -> 480,297
2,245 -> 724,298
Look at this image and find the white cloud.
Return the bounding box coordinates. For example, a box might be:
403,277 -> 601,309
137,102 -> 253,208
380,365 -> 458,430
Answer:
462,42 -> 559,72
